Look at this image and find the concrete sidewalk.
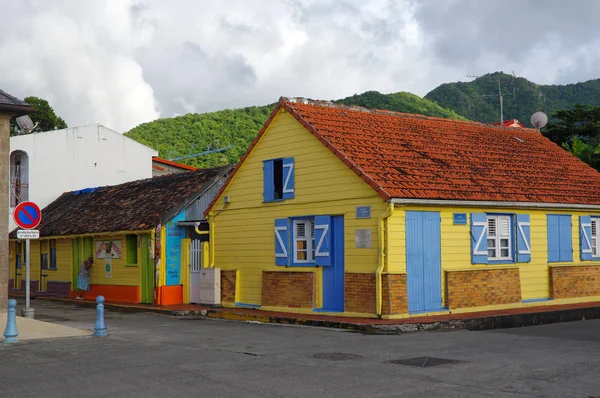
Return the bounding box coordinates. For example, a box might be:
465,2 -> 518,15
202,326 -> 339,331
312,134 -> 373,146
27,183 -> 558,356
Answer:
15,294 -> 600,333
0,313 -> 91,342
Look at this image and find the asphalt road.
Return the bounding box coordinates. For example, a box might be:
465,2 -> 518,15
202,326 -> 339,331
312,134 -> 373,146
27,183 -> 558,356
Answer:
1,299 -> 599,398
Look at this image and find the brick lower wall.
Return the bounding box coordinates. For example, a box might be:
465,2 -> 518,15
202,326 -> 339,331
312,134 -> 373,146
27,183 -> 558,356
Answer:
382,274 -> 407,315
46,281 -> 71,297
550,265 -> 600,299
221,270 -> 237,303
261,271 -> 314,308
445,268 -> 522,309
345,273 -> 376,314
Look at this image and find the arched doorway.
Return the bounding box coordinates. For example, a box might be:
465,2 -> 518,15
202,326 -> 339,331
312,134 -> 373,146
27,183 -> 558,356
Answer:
10,150 -> 29,207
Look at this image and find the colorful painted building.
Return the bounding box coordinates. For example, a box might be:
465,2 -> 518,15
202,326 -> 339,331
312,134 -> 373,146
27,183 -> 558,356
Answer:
205,97 -> 600,319
9,166 -> 231,305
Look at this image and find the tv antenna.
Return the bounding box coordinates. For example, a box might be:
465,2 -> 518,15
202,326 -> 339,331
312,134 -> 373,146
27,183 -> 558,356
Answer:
167,143 -> 234,162
15,115 -> 39,134
467,71 -> 516,125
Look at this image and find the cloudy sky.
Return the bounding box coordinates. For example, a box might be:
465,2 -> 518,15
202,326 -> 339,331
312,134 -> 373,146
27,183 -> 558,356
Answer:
1,0 -> 599,132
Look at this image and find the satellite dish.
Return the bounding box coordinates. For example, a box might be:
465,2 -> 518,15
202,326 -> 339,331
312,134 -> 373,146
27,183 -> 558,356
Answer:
530,111 -> 548,129
15,115 -> 38,133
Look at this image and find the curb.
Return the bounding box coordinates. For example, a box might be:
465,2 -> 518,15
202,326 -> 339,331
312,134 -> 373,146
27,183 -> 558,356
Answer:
11,294 -> 600,334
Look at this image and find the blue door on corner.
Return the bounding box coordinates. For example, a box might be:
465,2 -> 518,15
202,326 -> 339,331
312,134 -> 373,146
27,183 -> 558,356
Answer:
321,215 -> 344,312
406,211 -> 442,313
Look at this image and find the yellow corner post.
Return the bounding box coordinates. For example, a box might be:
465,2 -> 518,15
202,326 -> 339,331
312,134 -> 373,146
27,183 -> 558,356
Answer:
376,202 -> 395,317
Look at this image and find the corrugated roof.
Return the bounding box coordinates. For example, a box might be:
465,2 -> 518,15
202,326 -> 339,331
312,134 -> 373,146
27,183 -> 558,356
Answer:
13,165 -> 231,238
207,97 -> 600,209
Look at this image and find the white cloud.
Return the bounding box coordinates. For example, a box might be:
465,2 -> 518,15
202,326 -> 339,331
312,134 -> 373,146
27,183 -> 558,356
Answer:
0,0 -> 598,132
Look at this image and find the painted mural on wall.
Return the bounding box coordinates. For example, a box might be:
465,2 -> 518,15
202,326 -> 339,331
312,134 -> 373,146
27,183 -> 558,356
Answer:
166,215 -> 185,286
95,241 -> 123,259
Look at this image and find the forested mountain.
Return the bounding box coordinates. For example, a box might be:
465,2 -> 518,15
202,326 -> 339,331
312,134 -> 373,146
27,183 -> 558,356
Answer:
125,91 -> 465,168
425,72 -> 600,126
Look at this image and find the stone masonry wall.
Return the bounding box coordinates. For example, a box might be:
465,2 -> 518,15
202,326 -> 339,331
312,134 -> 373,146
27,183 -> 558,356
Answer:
550,265 -> 600,299
445,268 -> 522,309
261,271 -> 314,308
220,270 -> 237,303
344,273 -> 376,314
381,273 -> 407,315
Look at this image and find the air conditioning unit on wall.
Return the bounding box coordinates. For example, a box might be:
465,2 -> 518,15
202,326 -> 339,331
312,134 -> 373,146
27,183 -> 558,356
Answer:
200,267 -> 221,305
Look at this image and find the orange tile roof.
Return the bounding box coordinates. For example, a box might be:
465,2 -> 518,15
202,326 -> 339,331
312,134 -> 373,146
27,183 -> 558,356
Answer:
152,157 -> 198,171
207,97 -> 600,212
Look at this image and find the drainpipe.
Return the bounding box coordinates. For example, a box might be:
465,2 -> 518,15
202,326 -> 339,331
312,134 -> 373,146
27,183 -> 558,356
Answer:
376,202 -> 395,317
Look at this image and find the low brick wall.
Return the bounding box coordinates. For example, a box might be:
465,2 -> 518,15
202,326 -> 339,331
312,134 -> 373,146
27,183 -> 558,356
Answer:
221,270 -> 237,303
445,268 -> 522,309
550,265 -> 600,299
382,273 -> 408,315
46,281 -> 71,297
261,271 -> 314,308
345,273 -> 376,314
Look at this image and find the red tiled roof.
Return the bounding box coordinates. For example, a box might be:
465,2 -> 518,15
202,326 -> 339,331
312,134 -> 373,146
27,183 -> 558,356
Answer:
207,97 -> 600,211
492,119 -> 527,128
12,166 -> 231,238
152,157 -> 198,171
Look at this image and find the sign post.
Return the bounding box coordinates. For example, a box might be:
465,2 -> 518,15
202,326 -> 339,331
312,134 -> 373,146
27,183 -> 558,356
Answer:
13,201 -> 42,319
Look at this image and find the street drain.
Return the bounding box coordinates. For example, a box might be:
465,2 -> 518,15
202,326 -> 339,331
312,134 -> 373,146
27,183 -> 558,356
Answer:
386,356 -> 462,368
312,353 -> 363,361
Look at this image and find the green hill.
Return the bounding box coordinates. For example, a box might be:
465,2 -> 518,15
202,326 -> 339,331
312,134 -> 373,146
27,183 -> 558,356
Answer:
425,72 -> 600,125
125,91 -> 465,168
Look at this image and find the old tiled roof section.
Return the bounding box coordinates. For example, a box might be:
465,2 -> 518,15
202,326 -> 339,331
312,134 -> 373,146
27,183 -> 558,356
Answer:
280,97 -> 600,204
17,166 -> 230,238
0,89 -> 34,114
152,157 -> 198,171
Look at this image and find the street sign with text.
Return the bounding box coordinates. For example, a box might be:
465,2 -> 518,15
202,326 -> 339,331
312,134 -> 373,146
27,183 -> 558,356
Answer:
17,229 -> 39,240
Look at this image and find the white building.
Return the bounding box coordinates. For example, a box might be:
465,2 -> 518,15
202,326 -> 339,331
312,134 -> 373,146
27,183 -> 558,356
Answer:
9,123 -> 158,231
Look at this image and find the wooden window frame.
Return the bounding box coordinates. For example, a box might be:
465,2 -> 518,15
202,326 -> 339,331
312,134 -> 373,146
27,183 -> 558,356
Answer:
487,215 -> 513,261
592,217 -> 600,258
292,219 -> 315,264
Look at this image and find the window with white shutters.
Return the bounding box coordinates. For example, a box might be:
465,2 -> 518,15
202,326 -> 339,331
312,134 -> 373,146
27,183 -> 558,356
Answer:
592,217 -> 600,257
293,219 -> 314,263
487,215 -> 512,260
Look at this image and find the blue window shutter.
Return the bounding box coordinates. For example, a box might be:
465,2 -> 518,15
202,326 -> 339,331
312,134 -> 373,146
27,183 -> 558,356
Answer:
314,215 -> 332,266
516,214 -> 531,263
274,218 -> 289,266
282,158 -> 295,200
547,215 -> 560,262
580,215 -> 593,261
50,247 -> 57,269
559,215 -> 573,262
470,213 -> 488,264
263,160 -> 274,202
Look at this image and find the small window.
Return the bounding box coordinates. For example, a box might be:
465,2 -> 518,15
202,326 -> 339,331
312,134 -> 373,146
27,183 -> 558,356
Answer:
293,219 -> 315,263
592,217 -> 600,257
263,158 -> 294,202
126,234 -> 138,264
49,239 -> 57,270
487,215 -> 512,260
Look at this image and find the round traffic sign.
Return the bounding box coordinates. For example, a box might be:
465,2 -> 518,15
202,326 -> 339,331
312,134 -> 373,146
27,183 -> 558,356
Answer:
13,201 -> 42,229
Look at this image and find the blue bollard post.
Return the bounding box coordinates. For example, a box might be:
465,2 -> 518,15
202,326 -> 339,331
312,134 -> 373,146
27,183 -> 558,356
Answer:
3,299 -> 19,343
93,296 -> 107,337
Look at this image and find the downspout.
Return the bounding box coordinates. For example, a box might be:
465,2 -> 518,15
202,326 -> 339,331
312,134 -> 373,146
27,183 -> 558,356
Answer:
376,202 -> 395,317
195,212 -> 215,268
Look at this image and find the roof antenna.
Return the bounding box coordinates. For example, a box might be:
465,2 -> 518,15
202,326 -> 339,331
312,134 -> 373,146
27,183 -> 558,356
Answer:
467,72 -> 517,125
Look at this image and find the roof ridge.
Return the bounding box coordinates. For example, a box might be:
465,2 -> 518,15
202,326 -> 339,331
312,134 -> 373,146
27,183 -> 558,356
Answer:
279,96 -> 540,133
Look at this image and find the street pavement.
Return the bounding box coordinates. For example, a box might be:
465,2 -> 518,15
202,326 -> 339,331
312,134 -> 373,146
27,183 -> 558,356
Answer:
1,298 -> 599,398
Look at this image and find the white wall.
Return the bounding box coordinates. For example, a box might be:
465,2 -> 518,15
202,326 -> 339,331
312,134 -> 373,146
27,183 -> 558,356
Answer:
9,124 -> 158,231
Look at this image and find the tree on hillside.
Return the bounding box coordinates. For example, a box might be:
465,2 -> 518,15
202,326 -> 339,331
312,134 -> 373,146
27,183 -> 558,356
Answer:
10,96 -> 67,135
545,104 -> 600,170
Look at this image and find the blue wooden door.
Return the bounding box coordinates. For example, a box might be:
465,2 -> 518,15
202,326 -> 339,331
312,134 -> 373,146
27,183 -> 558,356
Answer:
322,215 -> 344,312
406,211 -> 442,313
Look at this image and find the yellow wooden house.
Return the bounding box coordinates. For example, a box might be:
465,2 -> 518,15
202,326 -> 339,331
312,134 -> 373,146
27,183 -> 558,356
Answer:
205,97 -> 600,319
9,166 -> 231,305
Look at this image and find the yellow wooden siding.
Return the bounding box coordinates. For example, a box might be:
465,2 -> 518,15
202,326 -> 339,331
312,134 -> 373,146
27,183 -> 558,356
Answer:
211,110 -> 386,305
47,239 -> 72,282
88,235 -> 140,286
389,206 -> 593,302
